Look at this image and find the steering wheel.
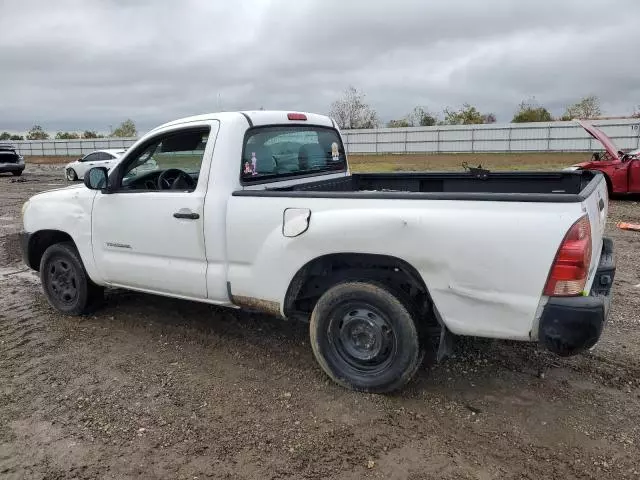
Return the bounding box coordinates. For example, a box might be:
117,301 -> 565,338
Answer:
157,168 -> 196,190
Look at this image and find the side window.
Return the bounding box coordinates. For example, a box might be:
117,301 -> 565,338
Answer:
119,127 -> 210,192
82,153 -> 99,162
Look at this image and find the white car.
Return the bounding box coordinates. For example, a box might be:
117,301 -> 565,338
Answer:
21,110 -> 615,393
65,149 -> 126,181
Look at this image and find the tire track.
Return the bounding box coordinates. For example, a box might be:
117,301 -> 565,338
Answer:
0,274 -> 56,407
0,273 -> 62,478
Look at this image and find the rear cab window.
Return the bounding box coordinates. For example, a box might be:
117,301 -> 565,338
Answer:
241,126 -> 346,183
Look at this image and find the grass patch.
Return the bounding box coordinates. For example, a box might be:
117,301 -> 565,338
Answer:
348,152 -> 585,173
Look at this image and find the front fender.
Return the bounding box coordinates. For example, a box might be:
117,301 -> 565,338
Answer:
22,186 -> 102,283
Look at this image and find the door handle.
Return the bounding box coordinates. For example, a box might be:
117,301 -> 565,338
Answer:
173,211 -> 200,220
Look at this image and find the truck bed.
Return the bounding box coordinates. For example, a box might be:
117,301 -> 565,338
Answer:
235,170 -> 601,203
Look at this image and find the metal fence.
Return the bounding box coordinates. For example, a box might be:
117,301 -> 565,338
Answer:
341,119 -> 640,154
10,137 -> 138,157
8,119 -> 640,156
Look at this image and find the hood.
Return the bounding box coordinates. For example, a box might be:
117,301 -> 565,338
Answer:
576,120 -> 620,161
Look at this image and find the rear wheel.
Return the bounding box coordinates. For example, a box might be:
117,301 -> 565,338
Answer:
66,168 -> 78,181
40,242 -> 103,315
12,171 -> 22,177
310,281 -> 424,393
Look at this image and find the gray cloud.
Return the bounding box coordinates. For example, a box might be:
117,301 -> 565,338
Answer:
1,0 -> 639,134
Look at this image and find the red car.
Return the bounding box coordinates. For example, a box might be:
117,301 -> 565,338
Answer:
564,120 -> 640,195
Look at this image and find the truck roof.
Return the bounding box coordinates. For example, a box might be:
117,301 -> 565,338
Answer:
151,111 -> 336,133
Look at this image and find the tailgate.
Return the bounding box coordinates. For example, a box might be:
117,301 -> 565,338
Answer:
582,173 -> 609,293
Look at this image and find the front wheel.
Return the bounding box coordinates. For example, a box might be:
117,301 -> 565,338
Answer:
310,281 -> 424,393
12,171 -> 22,176
66,168 -> 78,181
40,242 -> 103,315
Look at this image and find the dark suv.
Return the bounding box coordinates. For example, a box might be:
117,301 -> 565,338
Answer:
0,144 -> 25,176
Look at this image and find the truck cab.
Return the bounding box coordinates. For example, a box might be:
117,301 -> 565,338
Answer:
565,120 -> 640,194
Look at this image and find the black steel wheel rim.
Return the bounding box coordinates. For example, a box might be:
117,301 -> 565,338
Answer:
47,257 -> 79,305
329,303 -> 397,373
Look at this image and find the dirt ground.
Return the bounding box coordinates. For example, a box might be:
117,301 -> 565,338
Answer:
1,163 -> 640,480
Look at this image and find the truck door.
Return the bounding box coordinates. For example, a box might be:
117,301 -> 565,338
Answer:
608,162 -> 629,194
627,159 -> 640,193
91,123 -> 218,299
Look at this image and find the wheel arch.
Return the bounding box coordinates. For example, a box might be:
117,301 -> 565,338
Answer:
26,229 -> 75,271
283,252 -> 434,321
66,167 -> 78,180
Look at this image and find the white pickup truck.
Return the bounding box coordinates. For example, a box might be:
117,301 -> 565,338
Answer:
20,111 -> 616,392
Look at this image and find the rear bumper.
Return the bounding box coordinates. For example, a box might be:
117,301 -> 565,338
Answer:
538,237 -> 615,356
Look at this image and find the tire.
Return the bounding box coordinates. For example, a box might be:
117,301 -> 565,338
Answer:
310,281 -> 424,393
39,241 -> 103,316
12,171 -> 22,176
66,168 -> 78,181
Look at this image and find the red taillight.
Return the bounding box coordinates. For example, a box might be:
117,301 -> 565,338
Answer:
544,215 -> 592,296
287,113 -> 307,121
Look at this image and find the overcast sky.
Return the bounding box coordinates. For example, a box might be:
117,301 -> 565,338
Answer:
1,0 -> 639,134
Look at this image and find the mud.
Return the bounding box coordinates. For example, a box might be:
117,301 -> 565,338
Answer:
1,165 -> 639,479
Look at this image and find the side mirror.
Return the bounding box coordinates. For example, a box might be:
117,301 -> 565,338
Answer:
84,167 -> 108,190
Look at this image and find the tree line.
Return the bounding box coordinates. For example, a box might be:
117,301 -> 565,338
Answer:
330,86 -> 638,129
3,94 -> 638,141
0,119 -> 137,141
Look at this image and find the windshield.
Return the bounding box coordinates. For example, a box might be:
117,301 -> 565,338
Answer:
241,126 -> 346,183
591,151 -> 616,162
